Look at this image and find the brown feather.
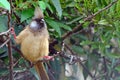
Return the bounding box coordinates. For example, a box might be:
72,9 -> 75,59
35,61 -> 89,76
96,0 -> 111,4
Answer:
34,7 -> 44,19
15,7 -> 50,80
34,61 -> 49,80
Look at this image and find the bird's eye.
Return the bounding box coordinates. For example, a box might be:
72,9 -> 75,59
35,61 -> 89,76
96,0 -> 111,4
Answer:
41,19 -> 44,22
40,19 -> 44,23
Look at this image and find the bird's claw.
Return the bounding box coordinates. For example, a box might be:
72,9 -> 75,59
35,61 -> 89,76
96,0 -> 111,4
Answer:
10,27 -> 16,39
43,56 -> 54,61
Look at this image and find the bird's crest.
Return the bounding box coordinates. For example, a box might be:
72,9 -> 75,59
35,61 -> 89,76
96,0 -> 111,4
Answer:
34,7 -> 44,19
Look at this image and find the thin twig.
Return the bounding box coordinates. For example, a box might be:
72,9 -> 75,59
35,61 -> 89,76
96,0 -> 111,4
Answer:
13,11 -> 21,24
0,7 -> 8,15
93,0 -> 118,17
7,17 -> 14,80
0,38 -> 10,48
7,0 -> 14,79
0,11 -> 7,15
0,7 -> 8,11
78,58 -> 95,79
95,72 -> 107,80
64,43 -> 75,55
103,56 -> 109,80
13,57 -> 23,67
0,28 -> 11,36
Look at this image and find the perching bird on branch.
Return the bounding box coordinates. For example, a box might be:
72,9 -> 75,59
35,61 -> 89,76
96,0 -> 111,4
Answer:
11,7 -> 51,80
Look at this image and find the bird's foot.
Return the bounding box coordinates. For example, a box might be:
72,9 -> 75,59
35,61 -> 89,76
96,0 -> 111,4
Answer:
43,56 -> 54,61
10,27 -> 16,39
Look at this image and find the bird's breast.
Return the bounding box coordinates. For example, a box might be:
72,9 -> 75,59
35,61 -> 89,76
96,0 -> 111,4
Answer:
21,33 -> 49,62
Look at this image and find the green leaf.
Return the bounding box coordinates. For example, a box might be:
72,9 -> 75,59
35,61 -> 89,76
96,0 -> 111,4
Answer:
72,45 -> 84,54
38,1 -> 46,11
116,0 -> 120,14
75,2 -> 83,13
51,0 -> 62,17
46,19 -> 61,36
115,65 -> 120,72
67,16 -> 83,24
80,41 -> 92,45
0,68 -> 8,76
57,22 -> 72,31
0,3 -> 4,8
101,0 -> 107,6
96,0 -> 102,8
98,19 -> 109,26
46,3 -> 53,13
49,59 -> 61,79
0,16 -> 7,32
0,25 -> 7,32
21,8 -> 34,22
107,53 -> 120,59
0,0 -> 10,11
30,68 -> 39,80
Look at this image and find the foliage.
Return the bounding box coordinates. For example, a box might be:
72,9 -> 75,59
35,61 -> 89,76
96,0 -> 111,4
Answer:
0,0 -> 120,80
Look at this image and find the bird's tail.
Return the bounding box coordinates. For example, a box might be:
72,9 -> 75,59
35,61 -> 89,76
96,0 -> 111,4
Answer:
34,61 -> 49,80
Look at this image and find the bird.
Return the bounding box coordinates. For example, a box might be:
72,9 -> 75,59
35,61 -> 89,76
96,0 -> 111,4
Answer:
12,7 -> 50,80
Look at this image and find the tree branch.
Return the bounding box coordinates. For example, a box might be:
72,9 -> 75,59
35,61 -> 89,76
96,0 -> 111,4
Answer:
0,28 -> 11,36
0,38 -> 10,48
0,7 -> 8,15
62,0 -> 118,40
93,0 -> 118,17
7,0 -> 14,79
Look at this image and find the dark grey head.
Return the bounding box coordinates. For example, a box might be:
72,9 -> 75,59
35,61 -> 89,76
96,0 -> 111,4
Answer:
29,18 -> 46,31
